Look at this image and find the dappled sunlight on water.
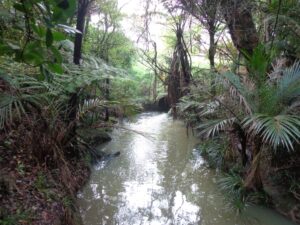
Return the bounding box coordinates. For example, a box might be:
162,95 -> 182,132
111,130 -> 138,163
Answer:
77,113 -> 296,225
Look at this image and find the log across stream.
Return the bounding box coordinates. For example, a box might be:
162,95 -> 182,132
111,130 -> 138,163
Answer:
77,112 -> 297,225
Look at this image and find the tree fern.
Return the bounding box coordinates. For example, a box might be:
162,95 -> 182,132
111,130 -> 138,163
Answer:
0,73 -> 52,129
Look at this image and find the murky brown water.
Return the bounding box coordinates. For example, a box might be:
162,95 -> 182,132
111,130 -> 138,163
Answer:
77,112 -> 296,225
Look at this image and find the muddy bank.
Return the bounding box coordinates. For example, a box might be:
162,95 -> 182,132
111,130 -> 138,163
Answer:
0,127 -> 113,225
0,147 -> 90,225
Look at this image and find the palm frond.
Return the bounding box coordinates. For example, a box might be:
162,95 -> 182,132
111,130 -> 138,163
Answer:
196,117 -> 236,137
277,61 -> 300,104
265,14 -> 300,37
223,72 -> 254,114
178,98 -> 205,112
242,114 -> 300,151
198,100 -> 220,117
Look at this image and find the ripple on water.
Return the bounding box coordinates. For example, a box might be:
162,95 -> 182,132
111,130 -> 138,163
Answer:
77,113 -> 297,225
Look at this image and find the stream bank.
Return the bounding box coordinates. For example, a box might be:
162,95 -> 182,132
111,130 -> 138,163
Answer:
0,126 -> 113,225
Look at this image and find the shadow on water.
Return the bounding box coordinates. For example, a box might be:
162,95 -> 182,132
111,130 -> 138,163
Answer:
77,112 -> 297,225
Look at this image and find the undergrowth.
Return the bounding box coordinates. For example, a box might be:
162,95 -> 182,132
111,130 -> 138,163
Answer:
196,138 -> 270,213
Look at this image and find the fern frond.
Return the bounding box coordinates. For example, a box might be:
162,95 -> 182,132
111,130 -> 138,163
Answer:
78,98 -> 107,118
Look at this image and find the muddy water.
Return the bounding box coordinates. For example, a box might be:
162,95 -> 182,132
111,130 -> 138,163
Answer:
77,112 -> 296,225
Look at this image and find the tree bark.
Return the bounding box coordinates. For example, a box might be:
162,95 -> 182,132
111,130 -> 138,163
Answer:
104,78 -> 110,121
73,0 -> 89,65
168,24 -> 191,118
168,52 -> 181,119
152,42 -> 158,101
208,26 -> 217,95
244,138 -> 263,190
221,0 -> 259,57
69,0 -> 90,154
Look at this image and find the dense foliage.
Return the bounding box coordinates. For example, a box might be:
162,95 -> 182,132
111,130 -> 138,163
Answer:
0,0 -> 299,224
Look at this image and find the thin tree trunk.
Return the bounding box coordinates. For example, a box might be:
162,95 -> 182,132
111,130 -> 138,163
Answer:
103,52 -> 110,121
69,0 -> 89,155
153,42 -> 158,101
73,0 -> 89,65
104,78 -> 110,121
245,139 -> 263,190
208,26 -> 216,96
153,73 -> 157,101
233,122 -> 248,166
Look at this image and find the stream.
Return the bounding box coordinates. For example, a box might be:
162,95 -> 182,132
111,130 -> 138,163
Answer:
77,112 -> 296,225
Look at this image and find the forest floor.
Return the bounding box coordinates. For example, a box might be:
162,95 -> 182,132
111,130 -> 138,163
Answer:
0,145 -> 90,225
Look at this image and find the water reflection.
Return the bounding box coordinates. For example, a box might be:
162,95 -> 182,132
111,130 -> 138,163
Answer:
78,113 -> 296,225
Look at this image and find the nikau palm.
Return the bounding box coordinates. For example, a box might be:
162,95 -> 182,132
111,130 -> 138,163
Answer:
182,58 -> 300,189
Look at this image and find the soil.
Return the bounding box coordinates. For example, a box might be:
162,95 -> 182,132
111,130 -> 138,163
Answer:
0,145 -> 90,225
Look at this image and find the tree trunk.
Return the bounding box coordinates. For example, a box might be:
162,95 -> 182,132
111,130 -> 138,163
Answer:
208,25 -> 217,96
233,122 -> 248,166
69,0 -> 89,155
168,25 -> 191,119
73,0 -> 89,65
177,27 -> 191,96
153,73 -> 157,101
244,139 -> 263,190
153,42 -> 158,101
221,0 -> 259,57
168,50 -> 181,119
104,77 -> 110,121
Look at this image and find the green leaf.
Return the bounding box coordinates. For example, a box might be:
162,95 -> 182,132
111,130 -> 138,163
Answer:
40,65 -> 52,81
242,114 -> 300,151
21,42 -> 45,65
46,28 -> 53,47
31,24 -> 46,37
0,44 -> 14,55
53,0 -> 76,22
50,47 -> 63,64
38,66 -> 46,81
52,31 -> 66,41
48,63 -> 64,74
13,3 -> 26,13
